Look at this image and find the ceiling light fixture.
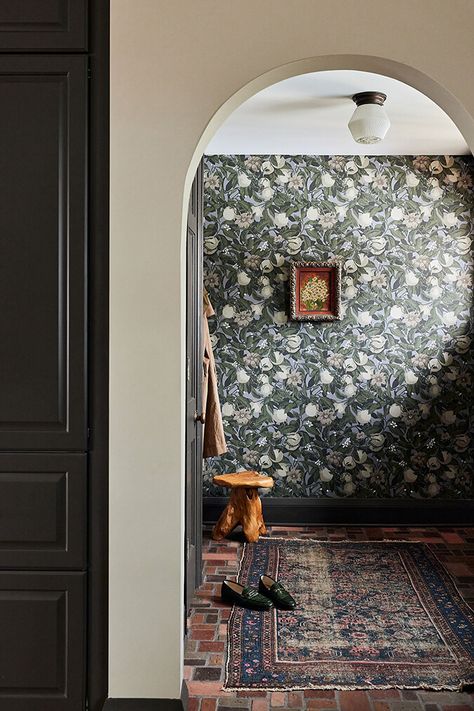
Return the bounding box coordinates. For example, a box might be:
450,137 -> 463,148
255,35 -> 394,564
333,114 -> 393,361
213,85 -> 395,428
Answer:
348,91 -> 390,144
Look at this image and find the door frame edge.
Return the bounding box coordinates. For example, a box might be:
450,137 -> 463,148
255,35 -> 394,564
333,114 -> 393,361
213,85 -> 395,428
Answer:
87,1 -> 110,709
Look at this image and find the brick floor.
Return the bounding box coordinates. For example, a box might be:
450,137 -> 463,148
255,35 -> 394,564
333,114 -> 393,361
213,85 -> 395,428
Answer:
183,526 -> 474,711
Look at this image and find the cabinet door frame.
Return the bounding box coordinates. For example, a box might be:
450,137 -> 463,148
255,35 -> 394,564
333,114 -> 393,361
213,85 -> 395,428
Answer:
0,453 -> 87,570
0,571 -> 86,711
0,0 -> 88,52
0,53 -> 87,451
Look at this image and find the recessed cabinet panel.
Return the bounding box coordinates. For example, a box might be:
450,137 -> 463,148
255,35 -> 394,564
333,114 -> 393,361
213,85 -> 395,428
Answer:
0,454 -> 86,568
0,1 -> 87,51
0,572 -> 85,711
0,56 -> 87,450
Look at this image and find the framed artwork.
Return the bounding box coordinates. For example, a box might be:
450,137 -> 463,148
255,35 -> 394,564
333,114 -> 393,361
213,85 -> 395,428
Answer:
289,261 -> 342,322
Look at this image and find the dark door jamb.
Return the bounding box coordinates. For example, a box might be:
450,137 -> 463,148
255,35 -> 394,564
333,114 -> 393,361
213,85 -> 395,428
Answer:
87,1 -> 110,710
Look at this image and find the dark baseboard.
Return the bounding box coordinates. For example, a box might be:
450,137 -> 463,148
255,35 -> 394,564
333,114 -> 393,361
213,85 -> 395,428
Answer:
103,700 -> 183,711
203,496 -> 474,526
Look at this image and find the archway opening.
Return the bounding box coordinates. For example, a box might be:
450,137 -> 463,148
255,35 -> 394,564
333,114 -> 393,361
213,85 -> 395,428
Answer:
182,58 -> 473,706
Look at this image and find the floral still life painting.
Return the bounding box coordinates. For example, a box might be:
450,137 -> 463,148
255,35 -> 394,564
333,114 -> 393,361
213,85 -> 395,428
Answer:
290,261 -> 342,321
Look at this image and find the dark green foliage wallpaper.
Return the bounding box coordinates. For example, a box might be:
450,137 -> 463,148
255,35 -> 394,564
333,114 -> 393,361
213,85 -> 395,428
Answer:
202,155 -> 473,499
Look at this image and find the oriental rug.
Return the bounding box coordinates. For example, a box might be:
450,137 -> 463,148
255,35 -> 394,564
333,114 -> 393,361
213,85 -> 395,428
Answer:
224,539 -> 474,691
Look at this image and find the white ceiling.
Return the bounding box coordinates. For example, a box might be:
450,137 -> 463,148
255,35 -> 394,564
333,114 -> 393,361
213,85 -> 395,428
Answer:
205,70 -> 470,156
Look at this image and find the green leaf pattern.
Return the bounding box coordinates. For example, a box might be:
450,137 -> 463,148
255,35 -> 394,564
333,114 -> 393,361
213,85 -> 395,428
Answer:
202,154 -> 473,499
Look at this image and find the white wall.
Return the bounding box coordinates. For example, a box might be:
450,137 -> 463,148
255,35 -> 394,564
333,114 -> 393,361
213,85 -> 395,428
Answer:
110,0 -> 474,699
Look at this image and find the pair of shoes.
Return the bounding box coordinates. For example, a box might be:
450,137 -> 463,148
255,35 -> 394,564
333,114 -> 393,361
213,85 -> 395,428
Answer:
221,575 -> 296,611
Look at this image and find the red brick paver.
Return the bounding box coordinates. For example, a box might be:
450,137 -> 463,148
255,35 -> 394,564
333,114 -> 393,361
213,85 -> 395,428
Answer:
183,526 -> 474,711
339,690 -> 372,711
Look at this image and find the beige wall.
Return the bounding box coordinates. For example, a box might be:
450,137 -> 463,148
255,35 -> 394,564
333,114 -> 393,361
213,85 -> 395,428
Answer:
110,0 -> 474,699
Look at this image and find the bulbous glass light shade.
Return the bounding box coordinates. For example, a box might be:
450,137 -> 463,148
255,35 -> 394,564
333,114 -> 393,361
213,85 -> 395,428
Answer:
348,101 -> 390,145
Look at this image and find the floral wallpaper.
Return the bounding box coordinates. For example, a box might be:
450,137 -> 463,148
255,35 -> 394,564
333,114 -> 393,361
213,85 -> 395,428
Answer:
202,155 -> 473,499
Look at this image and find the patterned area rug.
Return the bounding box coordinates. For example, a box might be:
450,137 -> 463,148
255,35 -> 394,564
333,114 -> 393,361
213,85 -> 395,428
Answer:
225,539 -> 474,691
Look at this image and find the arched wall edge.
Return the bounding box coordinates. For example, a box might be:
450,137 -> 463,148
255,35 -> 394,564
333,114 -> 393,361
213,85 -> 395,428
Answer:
184,54 -> 474,200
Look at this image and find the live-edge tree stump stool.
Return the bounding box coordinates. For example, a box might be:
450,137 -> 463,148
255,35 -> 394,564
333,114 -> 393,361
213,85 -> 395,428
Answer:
212,471 -> 274,543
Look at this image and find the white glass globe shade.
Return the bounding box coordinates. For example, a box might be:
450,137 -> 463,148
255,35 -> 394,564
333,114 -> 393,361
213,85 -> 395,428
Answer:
348,103 -> 390,144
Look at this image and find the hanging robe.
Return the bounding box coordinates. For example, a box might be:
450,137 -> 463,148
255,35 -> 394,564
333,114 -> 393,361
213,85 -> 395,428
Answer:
202,290 -> 227,458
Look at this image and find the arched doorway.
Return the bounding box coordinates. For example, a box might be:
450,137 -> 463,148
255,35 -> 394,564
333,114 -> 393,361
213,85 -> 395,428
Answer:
182,54 -> 474,708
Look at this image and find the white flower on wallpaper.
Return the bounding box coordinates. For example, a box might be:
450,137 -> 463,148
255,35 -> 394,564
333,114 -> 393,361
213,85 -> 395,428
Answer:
202,154 -> 474,499
237,173 -> 251,188
237,271 -> 251,286
273,212 -> 289,228
356,410 -> 372,425
223,207 -> 235,220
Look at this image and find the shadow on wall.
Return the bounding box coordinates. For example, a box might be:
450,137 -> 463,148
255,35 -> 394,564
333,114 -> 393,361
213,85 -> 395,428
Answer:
202,154 -> 473,500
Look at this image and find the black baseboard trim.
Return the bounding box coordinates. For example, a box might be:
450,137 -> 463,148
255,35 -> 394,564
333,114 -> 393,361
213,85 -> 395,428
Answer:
203,496 -> 474,526
103,700 -> 183,711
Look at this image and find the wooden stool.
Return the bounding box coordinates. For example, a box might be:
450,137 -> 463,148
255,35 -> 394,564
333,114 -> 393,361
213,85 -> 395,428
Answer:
212,471 -> 274,543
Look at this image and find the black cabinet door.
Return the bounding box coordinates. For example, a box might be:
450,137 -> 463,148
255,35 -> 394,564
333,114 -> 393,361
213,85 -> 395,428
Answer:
0,1 -> 87,51
0,454 -> 86,569
0,56 -> 87,451
0,571 -> 85,711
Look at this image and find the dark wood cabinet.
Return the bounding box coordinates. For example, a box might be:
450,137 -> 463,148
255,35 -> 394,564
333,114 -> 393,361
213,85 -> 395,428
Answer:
0,3 -> 108,710
0,1 -> 88,51
0,0 -> 109,711
0,571 -> 86,711
0,454 -> 86,569
0,55 -> 87,451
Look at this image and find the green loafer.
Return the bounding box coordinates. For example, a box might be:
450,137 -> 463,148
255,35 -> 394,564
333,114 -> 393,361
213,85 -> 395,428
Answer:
221,580 -> 274,610
259,575 -> 296,610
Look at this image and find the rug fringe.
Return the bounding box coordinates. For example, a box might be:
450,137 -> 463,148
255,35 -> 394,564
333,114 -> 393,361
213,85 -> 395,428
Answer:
259,537 -> 424,544
222,681 -> 470,692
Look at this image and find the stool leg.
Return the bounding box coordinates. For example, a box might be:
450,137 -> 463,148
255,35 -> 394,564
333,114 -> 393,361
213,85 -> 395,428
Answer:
257,495 -> 267,535
213,487 -> 268,542
241,489 -> 263,543
212,488 -> 240,540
